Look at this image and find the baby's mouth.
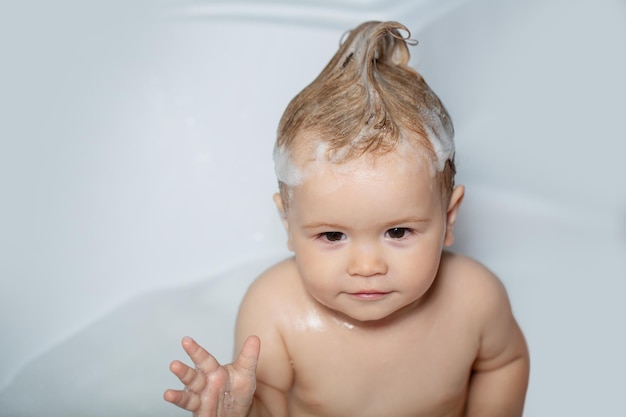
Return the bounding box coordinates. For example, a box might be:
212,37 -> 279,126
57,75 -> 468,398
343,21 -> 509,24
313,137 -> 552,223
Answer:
348,291 -> 390,300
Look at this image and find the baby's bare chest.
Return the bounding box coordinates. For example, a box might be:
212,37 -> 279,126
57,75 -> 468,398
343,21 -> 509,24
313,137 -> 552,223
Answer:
284,321 -> 477,417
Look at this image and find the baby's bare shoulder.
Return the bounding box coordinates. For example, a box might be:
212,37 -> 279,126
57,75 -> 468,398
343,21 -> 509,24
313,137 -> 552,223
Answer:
247,256 -> 300,292
238,257 -> 303,316
436,251 -> 512,314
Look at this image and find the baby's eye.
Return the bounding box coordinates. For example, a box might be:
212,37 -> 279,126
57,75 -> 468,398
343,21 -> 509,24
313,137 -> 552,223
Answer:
385,227 -> 410,239
321,232 -> 345,242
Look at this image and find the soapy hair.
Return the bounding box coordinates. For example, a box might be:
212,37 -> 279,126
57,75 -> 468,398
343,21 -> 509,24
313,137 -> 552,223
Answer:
275,21 -> 456,206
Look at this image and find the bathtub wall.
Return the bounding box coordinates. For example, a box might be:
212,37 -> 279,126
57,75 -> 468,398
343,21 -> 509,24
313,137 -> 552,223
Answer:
1,0 -> 625,408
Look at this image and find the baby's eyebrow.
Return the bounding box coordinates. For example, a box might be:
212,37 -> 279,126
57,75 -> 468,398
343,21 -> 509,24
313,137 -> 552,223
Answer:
382,216 -> 431,228
302,222 -> 345,231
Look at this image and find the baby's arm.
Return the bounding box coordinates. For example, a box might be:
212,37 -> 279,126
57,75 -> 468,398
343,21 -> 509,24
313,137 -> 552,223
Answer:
464,269 -> 530,417
233,266 -> 295,417
164,335 -> 260,417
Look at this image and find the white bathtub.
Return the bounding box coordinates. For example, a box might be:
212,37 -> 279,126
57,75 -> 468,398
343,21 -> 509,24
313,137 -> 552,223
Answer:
1,0 -> 625,415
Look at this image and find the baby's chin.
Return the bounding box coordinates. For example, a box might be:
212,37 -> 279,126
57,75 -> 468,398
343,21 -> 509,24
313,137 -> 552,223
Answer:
318,295 -> 424,328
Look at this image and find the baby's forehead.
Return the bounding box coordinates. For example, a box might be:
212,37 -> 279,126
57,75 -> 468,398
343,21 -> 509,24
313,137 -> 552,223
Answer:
291,145 -> 440,209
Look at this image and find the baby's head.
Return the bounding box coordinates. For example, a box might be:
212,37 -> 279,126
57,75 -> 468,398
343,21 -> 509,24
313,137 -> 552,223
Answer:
274,21 -> 456,211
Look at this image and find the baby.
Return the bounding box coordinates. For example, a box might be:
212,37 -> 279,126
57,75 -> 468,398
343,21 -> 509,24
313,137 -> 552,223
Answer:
164,21 -> 529,417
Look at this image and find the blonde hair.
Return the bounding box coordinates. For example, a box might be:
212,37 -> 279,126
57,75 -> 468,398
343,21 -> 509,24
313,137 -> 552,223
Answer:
275,21 -> 456,206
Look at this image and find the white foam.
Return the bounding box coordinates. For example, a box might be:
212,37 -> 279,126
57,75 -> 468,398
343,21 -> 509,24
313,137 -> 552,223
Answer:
424,125 -> 454,172
273,144 -> 304,187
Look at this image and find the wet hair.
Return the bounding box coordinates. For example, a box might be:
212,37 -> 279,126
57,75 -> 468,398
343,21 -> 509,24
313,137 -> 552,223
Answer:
275,20 -> 456,207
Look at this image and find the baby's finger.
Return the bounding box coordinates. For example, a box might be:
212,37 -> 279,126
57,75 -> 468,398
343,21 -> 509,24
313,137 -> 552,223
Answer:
233,335 -> 260,376
163,388 -> 201,411
169,359 -> 206,394
181,336 -> 221,373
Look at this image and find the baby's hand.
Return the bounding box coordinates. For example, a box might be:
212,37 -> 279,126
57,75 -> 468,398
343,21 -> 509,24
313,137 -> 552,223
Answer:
164,336 -> 260,417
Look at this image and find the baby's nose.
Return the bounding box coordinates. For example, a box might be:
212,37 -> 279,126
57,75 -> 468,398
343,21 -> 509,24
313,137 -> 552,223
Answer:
347,243 -> 387,277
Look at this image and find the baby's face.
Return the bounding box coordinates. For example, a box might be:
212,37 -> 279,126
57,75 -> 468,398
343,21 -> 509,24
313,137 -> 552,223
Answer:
280,149 -> 453,323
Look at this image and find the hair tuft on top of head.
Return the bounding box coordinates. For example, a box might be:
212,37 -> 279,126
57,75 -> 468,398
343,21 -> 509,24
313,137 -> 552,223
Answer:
277,21 -> 452,162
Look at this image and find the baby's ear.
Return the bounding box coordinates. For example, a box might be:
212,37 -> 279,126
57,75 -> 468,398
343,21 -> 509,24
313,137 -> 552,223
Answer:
443,185 -> 465,247
273,193 -> 288,228
273,193 -> 293,251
